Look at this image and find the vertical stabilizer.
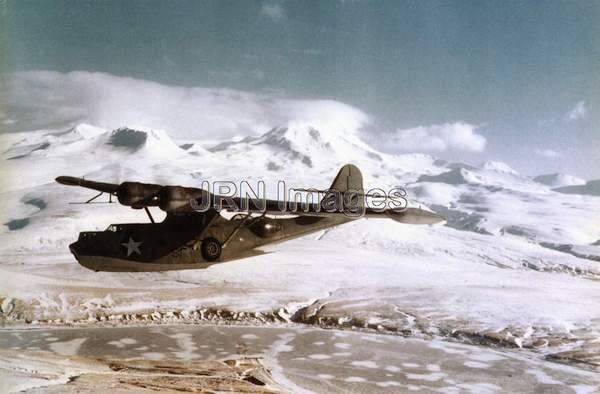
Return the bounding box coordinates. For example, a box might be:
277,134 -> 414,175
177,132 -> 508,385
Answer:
321,164 -> 364,213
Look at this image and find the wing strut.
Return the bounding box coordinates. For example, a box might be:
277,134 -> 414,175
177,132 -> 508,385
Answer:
69,191 -> 115,205
144,207 -> 155,223
222,212 -> 266,249
86,192 -> 103,203
222,214 -> 253,249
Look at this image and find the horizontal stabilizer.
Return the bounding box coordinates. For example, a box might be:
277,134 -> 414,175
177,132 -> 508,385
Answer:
385,207 -> 445,225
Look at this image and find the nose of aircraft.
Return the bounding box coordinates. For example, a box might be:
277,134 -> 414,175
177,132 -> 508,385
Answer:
69,233 -> 97,259
68,237 -> 102,272
69,240 -> 80,258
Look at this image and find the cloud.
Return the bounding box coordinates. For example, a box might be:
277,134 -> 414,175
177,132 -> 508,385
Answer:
534,148 -> 563,158
261,3 -> 285,20
0,71 -> 369,140
391,122 -> 486,153
565,101 -> 586,122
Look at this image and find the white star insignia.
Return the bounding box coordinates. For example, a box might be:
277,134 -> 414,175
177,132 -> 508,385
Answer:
121,237 -> 142,257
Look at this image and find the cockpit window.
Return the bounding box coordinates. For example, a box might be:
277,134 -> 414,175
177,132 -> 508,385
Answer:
107,225 -> 118,232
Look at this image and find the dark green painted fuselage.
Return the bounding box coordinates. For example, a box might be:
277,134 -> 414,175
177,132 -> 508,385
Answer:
70,210 -> 354,271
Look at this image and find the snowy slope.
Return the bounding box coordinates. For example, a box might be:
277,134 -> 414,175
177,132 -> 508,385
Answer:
408,163 -> 600,244
533,173 -> 586,188
1,122 -> 600,369
554,180 -> 600,196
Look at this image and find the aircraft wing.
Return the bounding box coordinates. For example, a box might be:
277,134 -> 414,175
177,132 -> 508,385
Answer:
223,197 -> 445,225
56,176 -> 119,194
56,175 -> 445,224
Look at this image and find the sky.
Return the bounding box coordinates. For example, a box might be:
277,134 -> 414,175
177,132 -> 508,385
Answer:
2,0 -> 599,178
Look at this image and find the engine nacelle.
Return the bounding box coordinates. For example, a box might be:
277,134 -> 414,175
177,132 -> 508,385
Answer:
158,186 -> 209,213
117,182 -> 163,208
249,217 -> 283,238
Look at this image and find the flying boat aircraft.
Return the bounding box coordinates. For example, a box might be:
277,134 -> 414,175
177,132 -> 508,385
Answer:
56,164 -> 444,272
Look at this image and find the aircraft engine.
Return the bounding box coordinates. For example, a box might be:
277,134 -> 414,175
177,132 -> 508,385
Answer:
249,217 -> 283,238
157,186 -> 208,212
117,182 -> 163,208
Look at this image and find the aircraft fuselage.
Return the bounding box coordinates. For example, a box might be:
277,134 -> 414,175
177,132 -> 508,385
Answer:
70,211 -> 355,272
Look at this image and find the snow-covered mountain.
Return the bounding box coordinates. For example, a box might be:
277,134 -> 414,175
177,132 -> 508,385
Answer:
479,160 -> 519,175
533,173 -> 586,188
554,179 -> 600,196
211,121 -> 400,175
1,122 -> 600,370
7,124 -> 187,161
105,126 -> 187,158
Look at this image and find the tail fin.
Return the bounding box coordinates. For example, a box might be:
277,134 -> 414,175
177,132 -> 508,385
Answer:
321,164 -> 364,213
